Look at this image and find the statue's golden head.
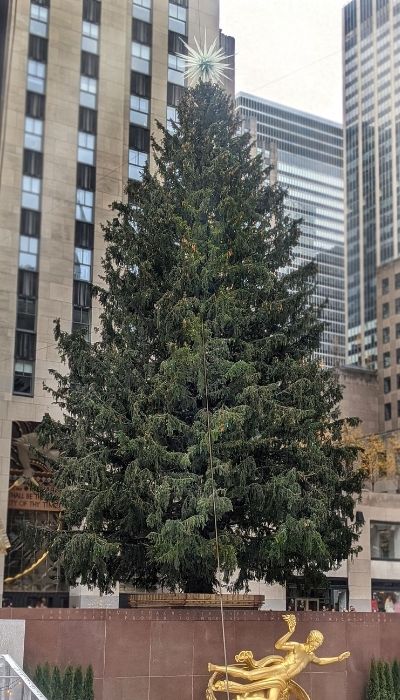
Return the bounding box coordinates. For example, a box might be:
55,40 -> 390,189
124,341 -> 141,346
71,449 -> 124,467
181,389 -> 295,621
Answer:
306,630 -> 324,650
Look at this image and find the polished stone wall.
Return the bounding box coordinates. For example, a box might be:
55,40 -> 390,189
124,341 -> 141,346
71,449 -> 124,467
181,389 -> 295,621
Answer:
0,608 -> 398,699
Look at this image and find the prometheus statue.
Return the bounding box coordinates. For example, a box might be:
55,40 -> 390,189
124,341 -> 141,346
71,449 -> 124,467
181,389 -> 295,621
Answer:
207,614 -> 350,699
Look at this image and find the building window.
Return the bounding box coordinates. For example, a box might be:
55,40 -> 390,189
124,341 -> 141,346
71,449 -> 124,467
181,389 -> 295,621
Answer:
80,76 -> 97,109
382,277 -> 389,295
129,125 -> 150,152
132,19 -> 152,45
371,522 -> 400,561
74,247 -> 92,282
131,71 -> 151,98
23,149 -> 43,178
81,51 -> 99,79
72,306 -> 91,340
396,273 -> 400,290
383,302 -> 390,319
17,297 -> 36,332
19,236 -> 39,271
167,81 -> 185,106
27,59 -> 46,94
131,41 -> 151,74
20,209 -> 40,237
396,299 -> 400,315
21,176 -> 41,210
133,0 -> 151,22
24,117 -> 43,152
83,0 -> 101,23
28,35 -> 48,62
82,21 -> 99,53
77,163 -> 96,190
167,105 -> 178,131
383,351 -> 391,368
77,132 -> 96,165
384,377 -> 391,394
79,106 -> 97,134
75,221 -> 94,249
384,403 -> 392,421
168,2 -> 187,34
168,53 -> 185,86
130,95 -> 149,126
76,189 -> 94,222
30,3 -> 48,37
383,327 -> 390,344
397,348 -> 400,365
13,361 -> 34,395
129,149 -> 148,181
26,91 -> 45,119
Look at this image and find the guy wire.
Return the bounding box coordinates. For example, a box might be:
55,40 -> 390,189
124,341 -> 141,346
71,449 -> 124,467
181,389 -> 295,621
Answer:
201,318 -> 230,700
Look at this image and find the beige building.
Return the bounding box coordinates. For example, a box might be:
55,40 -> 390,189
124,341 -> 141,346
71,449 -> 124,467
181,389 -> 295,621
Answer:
376,258 -> 400,434
0,0 -> 232,605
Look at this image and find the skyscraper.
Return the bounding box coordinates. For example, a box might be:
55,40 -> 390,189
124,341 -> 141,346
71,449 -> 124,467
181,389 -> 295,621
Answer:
0,0 -> 231,603
236,94 -> 345,368
344,0 -> 400,368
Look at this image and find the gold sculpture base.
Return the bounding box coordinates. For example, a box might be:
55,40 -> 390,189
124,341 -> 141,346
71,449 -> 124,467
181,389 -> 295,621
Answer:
207,614 -> 350,700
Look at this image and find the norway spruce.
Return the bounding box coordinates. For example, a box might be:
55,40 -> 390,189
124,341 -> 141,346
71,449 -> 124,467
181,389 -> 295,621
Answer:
39,81 -> 362,593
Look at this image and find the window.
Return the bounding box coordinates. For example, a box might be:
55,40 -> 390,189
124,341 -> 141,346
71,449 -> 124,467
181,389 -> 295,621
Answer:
371,522 -> 400,560
13,361 -> 34,395
72,306 -> 91,340
15,331 -> 36,361
20,209 -> 40,237
383,302 -> 390,319
169,30 -> 187,54
18,270 -> 38,298
382,277 -> 389,294
130,95 -> 149,126
24,117 -> 43,151
79,106 -> 97,134
75,221 -> 94,249
167,82 -> 185,106
396,323 -> 400,339
81,51 -> 99,78
396,273 -> 400,290
27,59 -> 46,93
168,53 -> 185,85
133,0 -> 151,22
19,236 -> 39,271
82,21 -> 99,53
167,105 -> 178,131
22,176 -> 41,210
396,348 -> 400,365
131,71 -> 151,98
77,163 -> 96,190
73,279 -> 91,307
78,132 -> 96,165
83,0 -> 101,23
26,91 -> 45,119
17,297 -> 36,332
80,76 -> 97,109
383,327 -> 390,344
74,247 -> 92,281
384,377 -> 391,394
129,149 -> 148,181
384,403 -> 392,421
168,1 -> 187,34
28,35 -> 48,62
23,149 -> 43,177
131,41 -> 151,74
76,189 -> 94,222
132,18 -> 152,44
129,125 -> 150,152
396,298 -> 400,314
383,351 -> 391,368
30,3 -> 48,37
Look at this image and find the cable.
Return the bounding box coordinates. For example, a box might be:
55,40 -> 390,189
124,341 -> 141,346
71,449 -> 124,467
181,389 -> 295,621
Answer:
201,319 -> 230,700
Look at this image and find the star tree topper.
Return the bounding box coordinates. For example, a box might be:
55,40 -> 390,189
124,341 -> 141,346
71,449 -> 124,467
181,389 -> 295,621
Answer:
177,34 -> 233,86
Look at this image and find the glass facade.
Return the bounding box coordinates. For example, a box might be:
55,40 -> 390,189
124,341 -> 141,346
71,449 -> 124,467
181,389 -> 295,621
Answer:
344,0 -> 400,367
236,94 -> 345,368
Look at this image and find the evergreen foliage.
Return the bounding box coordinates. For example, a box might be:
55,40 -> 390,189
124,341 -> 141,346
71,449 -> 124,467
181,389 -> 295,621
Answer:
83,665 -> 94,700
386,661 -> 396,700
62,665 -> 74,700
50,666 -> 63,700
38,81 -> 363,593
33,664 -> 44,693
393,660 -> 400,700
72,666 -> 83,700
366,659 -> 379,700
378,660 -> 389,700
41,662 -> 51,697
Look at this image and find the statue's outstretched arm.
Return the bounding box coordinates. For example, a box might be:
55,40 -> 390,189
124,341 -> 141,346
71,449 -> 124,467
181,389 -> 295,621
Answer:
275,614 -> 296,651
313,652 -> 350,666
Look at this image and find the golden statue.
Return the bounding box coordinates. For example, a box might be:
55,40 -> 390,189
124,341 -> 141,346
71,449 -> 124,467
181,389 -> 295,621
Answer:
207,614 -> 350,700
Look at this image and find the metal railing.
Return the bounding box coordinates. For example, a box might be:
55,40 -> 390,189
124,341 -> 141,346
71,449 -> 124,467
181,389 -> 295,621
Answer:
0,655 -> 48,700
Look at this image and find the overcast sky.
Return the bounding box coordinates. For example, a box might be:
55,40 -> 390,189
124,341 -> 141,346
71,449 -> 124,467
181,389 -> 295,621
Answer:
220,0 -> 349,124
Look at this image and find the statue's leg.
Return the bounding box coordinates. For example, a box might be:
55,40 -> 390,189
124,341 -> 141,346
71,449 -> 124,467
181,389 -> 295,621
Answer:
213,678 -> 284,695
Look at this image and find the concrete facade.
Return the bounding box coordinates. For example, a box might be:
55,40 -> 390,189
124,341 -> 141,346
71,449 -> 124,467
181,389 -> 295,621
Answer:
377,258 -> 400,433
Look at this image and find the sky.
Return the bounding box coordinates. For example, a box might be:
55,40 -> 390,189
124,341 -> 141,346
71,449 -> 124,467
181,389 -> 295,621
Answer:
220,0 -> 349,124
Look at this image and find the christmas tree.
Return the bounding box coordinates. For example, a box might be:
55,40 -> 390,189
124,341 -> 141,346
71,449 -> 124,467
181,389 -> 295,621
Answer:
39,75 -> 362,593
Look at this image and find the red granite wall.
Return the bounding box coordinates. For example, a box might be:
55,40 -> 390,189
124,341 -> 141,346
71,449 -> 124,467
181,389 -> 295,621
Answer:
0,608 -> 398,699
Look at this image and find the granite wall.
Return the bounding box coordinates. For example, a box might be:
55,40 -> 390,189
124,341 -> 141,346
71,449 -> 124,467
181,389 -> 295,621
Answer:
0,608 -> 398,700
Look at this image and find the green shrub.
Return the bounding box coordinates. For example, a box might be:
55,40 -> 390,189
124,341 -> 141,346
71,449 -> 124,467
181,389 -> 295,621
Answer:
83,665 -> 94,700
62,665 -> 74,700
50,666 -> 63,700
366,659 -> 379,700
393,660 -> 400,700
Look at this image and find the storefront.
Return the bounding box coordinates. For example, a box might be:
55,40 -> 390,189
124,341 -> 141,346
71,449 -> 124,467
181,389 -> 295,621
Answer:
286,577 -> 348,612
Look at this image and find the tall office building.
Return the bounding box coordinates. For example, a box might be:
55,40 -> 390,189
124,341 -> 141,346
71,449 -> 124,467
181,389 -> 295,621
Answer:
236,94 -> 345,368
344,0 -> 400,368
0,0 -> 231,605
